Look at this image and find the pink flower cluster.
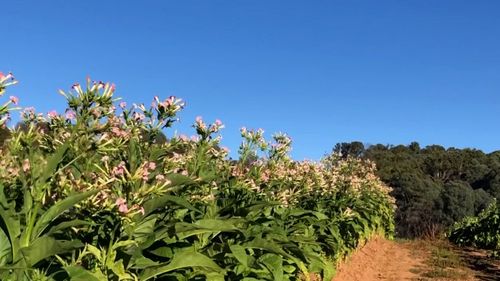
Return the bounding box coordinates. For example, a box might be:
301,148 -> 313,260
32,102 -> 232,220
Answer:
47,110 -> 58,119
65,110 -> 76,120
112,161 -> 127,177
141,161 -> 157,181
115,197 -> 129,213
209,119 -> 224,133
115,197 -> 145,215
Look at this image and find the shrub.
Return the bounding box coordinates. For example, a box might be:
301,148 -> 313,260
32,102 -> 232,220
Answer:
448,200 -> 500,251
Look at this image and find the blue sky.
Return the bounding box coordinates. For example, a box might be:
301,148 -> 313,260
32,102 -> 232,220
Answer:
2,1 -> 499,160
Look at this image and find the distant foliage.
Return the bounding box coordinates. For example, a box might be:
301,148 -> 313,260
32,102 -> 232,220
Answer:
332,142 -> 499,238
0,75 -> 394,280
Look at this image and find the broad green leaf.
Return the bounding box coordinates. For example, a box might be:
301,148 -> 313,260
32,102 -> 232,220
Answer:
143,194 -> 200,216
259,253 -> 283,281
205,272 -> 225,281
165,173 -> 195,186
244,238 -> 309,281
21,236 -> 83,266
0,228 -> 11,266
37,143 -> 69,186
130,256 -> 160,269
229,245 -> 248,267
244,238 -> 289,258
175,218 -> 243,239
32,189 -> 99,239
45,220 -> 92,236
132,217 -> 156,246
140,250 -> 223,280
111,240 -> 137,250
0,208 -> 20,262
128,138 -> 140,173
64,265 -> 107,281
107,259 -> 134,280
0,183 -> 8,208
149,246 -> 174,258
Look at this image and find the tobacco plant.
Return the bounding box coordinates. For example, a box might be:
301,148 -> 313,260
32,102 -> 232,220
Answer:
448,200 -> 500,254
0,73 -> 395,280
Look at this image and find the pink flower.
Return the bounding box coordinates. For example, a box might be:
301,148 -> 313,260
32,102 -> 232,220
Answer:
115,197 -> 126,206
112,161 -> 126,177
47,110 -> 58,119
155,174 -> 165,181
142,169 -> 150,181
119,102 -> 127,109
195,116 -> 202,123
7,167 -> 19,177
215,119 -> 223,126
22,159 -> 30,172
65,110 -> 76,120
9,96 -> 18,105
139,207 -> 145,215
118,203 -> 129,214
148,162 -> 156,170
0,72 -> 4,79
116,197 -> 130,214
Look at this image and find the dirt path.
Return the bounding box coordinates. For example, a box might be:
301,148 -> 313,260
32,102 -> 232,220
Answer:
333,237 -> 426,281
332,237 -> 500,281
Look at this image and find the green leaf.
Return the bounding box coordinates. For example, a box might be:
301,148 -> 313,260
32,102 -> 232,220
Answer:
259,253 -> 283,281
0,228 -> 11,266
244,238 -> 289,258
37,143 -> 69,186
128,138 -> 141,173
107,259 -> 134,280
130,256 -> 160,269
45,220 -> 92,236
132,217 -> 156,246
205,272 -> 225,281
229,245 -> 248,268
0,183 -> 9,209
21,236 -> 83,266
244,238 -> 309,281
143,194 -> 200,216
175,218 -> 243,239
165,173 -> 195,186
0,208 -> 20,263
64,265 -> 107,281
32,189 -> 99,239
140,250 -> 224,280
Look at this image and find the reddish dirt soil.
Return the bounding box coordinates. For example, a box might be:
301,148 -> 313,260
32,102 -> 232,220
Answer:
331,237 -> 500,281
332,237 -> 426,281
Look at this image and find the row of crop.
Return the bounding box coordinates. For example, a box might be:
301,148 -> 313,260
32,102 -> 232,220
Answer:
448,200 -> 500,254
0,74 -> 395,280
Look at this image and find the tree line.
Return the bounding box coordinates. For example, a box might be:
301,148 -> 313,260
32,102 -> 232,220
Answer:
332,141 -> 500,238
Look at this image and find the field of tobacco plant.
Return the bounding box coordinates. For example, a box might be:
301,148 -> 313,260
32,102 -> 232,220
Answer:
0,73 -> 395,280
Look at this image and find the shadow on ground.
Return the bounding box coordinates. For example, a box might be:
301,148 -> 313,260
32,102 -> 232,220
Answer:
455,248 -> 500,281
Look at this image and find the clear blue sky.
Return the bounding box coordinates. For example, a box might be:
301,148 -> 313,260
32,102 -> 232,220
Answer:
2,1 -> 499,160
